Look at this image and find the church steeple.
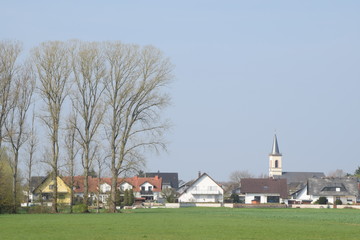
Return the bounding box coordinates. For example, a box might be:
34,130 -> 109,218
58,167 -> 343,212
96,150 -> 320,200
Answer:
269,134 -> 283,177
271,134 -> 281,156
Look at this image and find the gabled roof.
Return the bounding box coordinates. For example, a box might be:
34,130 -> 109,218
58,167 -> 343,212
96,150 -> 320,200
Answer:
33,175 -> 163,194
178,173 -> 223,197
279,172 -> 325,184
241,178 -> 288,199
29,176 -> 46,191
307,177 -> 359,196
145,172 -> 179,189
62,176 -> 99,193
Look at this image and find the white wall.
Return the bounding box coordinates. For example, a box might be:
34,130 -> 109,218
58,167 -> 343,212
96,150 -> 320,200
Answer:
178,175 -> 223,203
244,193 -> 282,204
292,186 -> 357,204
120,182 -> 133,191
140,182 -> 154,191
100,183 -> 111,193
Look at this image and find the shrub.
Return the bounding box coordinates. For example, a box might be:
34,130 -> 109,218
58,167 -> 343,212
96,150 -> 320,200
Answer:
335,199 -> 342,205
27,205 -> 53,214
317,197 -> 328,205
73,204 -> 88,213
230,193 -> 240,203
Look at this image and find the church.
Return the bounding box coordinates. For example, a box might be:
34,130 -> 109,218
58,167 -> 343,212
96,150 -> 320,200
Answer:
269,134 -> 325,195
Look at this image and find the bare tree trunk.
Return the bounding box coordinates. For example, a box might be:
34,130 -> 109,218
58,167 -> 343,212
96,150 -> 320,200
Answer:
26,108 -> 38,207
33,41 -> 71,213
95,151 -> 103,214
65,113 -> 78,214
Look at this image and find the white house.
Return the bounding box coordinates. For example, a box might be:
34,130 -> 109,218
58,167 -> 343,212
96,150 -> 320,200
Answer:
178,173 -> 224,203
291,177 -> 359,204
240,178 -> 288,204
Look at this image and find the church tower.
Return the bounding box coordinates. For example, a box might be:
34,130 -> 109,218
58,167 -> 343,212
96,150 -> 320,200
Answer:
269,134 -> 282,178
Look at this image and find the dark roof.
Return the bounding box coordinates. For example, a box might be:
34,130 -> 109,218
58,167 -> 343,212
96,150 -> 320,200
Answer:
287,182 -> 306,195
279,172 -> 325,184
270,134 -> 281,156
146,172 -> 178,189
308,178 -> 359,196
30,176 -> 46,191
241,178 -> 288,199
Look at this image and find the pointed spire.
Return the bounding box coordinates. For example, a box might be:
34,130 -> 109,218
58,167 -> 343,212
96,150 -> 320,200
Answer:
270,134 -> 281,156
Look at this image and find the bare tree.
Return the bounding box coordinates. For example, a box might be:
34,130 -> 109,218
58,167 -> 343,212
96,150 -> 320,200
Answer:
33,41 -> 71,213
327,169 -> 347,178
229,170 -> 254,188
104,42 -> 173,212
70,41 -> 106,208
5,62 -> 35,213
0,40 -> 22,149
64,113 -> 78,213
25,107 -> 38,207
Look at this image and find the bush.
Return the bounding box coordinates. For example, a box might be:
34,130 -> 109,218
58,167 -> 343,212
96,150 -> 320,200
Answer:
27,205 -> 53,214
316,197 -> 328,205
73,204 -> 88,213
335,199 -> 342,205
230,193 -> 240,203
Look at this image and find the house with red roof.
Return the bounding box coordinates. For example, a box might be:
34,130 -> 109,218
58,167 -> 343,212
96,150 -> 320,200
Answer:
32,175 -> 163,206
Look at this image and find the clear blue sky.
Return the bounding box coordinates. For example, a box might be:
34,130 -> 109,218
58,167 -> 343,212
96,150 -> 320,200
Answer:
2,1 -> 360,181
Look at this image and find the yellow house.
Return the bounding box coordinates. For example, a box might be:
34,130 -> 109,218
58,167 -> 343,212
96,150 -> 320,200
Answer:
34,176 -> 71,205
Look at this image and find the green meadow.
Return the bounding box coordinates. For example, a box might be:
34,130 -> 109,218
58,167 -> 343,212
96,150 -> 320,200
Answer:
1,208 -> 360,240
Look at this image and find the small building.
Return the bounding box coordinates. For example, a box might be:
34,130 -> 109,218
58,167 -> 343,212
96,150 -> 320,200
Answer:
291,177 -> 359,204
178,173 -> 224,203
33,175 -> 72,205
240,178 -> 288,204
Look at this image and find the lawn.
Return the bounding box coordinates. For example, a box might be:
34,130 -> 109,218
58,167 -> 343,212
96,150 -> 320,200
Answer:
1,207 -> 360,240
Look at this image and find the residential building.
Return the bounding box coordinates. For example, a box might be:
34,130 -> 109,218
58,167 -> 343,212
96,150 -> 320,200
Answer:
291,177 -> 359,204
240,178 -> 288,204
32,175 -> 163,206
178,173 -> 224,203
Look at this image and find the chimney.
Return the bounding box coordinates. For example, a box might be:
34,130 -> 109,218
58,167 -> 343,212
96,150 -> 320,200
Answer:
198,171 -> 201,178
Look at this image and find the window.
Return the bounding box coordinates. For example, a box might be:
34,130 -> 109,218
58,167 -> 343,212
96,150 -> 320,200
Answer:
148,186 -> 152,191
141,186 -> 146,191
322,186 -> 345,192
49,185 -> 54,190
59,194 -> 65,199
275,160 -> 278,168
267,196 -> 280,203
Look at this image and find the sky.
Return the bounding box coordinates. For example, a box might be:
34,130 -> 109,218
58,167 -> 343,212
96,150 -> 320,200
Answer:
1,1 -> 360,182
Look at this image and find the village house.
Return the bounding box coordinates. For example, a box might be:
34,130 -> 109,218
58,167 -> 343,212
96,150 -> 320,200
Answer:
291,177 -> 359,204
240,178 -> 288,204
178,173 -> 224,203
31,175 -> 163,206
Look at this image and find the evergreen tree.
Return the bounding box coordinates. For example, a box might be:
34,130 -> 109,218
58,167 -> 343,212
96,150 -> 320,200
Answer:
129,188 -> 134,205
123,190 -> 129,206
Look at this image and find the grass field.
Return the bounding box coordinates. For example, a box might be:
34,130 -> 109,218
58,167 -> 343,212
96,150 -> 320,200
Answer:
1,207 -> 360,240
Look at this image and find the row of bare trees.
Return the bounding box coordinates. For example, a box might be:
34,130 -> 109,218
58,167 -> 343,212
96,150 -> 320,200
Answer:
0,40 -> 173,213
